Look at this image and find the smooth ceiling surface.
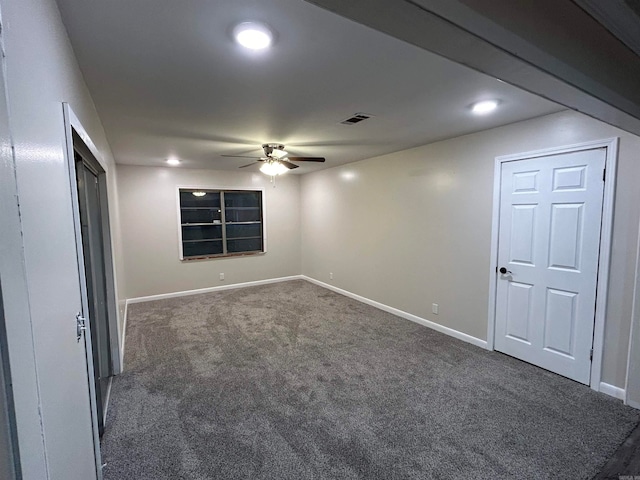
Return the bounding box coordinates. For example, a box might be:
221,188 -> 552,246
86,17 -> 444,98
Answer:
56,0 -> 563,173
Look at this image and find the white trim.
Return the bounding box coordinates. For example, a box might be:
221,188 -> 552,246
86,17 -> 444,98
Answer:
489,138 -> 619,163
64,105 -> 123,374
120,300 -> 129,369
625,216 -> 640,409
62,104 -> 103,480
487,138 -> 618,393
599,382 -> 626,401
102,377 -> 113,422
302,276 -> 488,349
126,275 -> 303,304
591,138 -> 618,391
64,108 -> 107,172
486,147 -> 502,351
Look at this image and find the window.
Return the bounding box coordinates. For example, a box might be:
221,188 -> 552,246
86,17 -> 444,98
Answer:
178,188 -> 264,259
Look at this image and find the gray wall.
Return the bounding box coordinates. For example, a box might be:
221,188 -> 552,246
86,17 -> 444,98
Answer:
117,166 -> 301,299
0,0 -> 122,477
301,110 -> 640,389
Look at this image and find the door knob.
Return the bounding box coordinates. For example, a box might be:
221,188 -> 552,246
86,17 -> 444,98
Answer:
76,312 -> 87,342
499,267 -> 512,275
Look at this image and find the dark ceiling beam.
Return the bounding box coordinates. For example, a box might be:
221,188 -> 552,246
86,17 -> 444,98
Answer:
305,0 -> 640,137
574,0 -> 640,59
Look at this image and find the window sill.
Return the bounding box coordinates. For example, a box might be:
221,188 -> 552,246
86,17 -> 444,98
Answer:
180,251 -> 265,262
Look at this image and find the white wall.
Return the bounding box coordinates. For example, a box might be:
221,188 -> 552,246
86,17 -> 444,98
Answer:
627,224 -> 640,408
117,166 -> 301,299
0,0 -> 121,477
301,110 -> 640,389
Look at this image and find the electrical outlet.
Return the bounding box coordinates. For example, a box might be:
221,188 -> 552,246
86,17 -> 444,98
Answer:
219,273 -> 225,281
432,303 -> 439,315
329,272 -> 333,280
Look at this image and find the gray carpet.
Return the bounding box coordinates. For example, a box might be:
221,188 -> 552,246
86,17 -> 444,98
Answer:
102,280 -> 640,479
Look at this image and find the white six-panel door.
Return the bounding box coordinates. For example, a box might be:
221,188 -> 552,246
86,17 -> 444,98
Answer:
494,148 -> 606,384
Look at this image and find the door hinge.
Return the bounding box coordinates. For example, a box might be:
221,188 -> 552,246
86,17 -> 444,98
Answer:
590,348 -> 594,361
602,168 -> 606,181
76,312 -> 86,342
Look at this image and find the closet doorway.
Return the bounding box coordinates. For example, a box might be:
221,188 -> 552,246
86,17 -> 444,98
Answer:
74,133 -> 118,436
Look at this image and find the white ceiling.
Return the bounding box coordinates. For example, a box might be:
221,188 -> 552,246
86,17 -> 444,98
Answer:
56,0 -> 563,173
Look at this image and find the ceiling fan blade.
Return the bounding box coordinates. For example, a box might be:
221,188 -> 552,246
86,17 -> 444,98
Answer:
287,156 -> 325,162
280,160 -> 300,169
222,154 -> 261,159
238,162 -> 259,168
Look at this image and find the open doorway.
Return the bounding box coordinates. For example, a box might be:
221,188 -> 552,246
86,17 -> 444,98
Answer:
73,131 -> 118,437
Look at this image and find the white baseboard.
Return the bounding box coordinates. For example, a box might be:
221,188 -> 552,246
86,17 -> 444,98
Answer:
120,300 -> 129,369
103,376 -> 113,420
599,382 -> 626,401
302,276 -> 488,350
126,275 -> 304,304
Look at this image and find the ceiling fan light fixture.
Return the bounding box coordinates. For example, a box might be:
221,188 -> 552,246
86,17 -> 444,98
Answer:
233,22 -> 273,50
260,160 -> 288,176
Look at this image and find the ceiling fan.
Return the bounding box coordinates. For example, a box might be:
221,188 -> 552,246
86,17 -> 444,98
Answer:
222,143 -> 325,175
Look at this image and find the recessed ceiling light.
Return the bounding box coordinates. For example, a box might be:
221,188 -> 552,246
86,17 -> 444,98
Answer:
166,157 -> 180,166
233,22 -> 273,50
471,100 -> 499,115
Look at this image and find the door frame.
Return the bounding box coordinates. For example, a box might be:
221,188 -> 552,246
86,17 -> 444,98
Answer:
63,103 -> 120,479
65,109 -> 122,378
486,138 -> 618,393
626,219 -> 640,408
74,149 -> 114,436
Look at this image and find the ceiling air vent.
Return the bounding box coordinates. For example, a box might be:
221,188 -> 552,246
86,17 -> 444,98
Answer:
340,113 -> 373,126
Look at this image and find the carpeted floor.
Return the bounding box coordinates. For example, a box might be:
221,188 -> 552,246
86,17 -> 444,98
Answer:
101,280 -> 640,479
